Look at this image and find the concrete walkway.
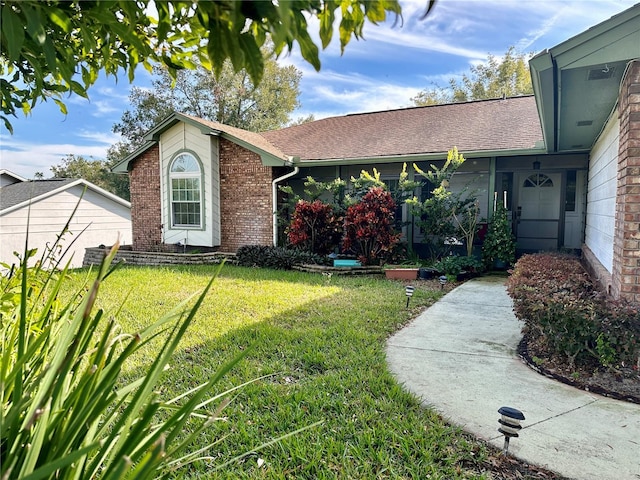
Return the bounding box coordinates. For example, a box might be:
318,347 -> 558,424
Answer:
386,276 -> 640,480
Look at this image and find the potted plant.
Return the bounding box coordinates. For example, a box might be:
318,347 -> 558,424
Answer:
433,255 -> 482,281
482,202 -> 516,270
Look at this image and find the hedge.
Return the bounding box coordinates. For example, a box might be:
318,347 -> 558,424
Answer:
506,253 -> 639,370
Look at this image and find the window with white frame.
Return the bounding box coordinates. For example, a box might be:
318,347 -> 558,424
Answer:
169,152 -> 202,228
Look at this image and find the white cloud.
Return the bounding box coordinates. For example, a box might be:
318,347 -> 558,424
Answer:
0,137 -> 116,179
76,130 -> 122,145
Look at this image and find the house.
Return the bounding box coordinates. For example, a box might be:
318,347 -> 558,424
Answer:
112,4 -> 640,302
0,176 -> 132,269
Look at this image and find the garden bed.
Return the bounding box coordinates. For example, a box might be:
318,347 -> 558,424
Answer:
292,264 -> 383,275
507,253 -> 640,404
83,246 -> 236,267
518,335 -> 640,404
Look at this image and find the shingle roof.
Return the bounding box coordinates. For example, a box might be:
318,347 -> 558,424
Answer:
0,178 -> 76,211
262,96 -> 543,162
179,114 -> 289,161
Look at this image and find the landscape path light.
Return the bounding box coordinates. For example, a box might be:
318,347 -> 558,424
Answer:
439,275 -> 448,290
498,406 -> 525,454
405,285 -> 415,308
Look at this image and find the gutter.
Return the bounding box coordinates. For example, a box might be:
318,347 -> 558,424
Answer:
272,164 -> 299,246
294,147 -> 548,167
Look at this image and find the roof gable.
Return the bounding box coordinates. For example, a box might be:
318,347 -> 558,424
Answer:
0,169 -> 27,186
112,112 -> 291,173
530,3 -> 640,153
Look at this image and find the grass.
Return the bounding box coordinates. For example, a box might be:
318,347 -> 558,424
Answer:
63,264 -> 492,479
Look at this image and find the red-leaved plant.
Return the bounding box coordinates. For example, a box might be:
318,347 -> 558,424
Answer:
342,187 -> 401,265
287,199 -> 342,254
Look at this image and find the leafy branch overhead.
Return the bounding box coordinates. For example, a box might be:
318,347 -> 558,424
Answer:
0,0 -> 436,133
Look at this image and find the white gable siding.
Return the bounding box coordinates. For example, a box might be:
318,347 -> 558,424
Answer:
585,115 -> 619,273
160,122 -> 220,247
0,185 -> 131,268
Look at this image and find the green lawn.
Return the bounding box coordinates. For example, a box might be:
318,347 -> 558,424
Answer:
66,265 -> 492,479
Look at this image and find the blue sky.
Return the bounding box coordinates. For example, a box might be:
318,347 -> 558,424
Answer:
0,0 -> 637,179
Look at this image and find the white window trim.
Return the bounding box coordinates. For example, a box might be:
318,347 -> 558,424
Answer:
169,152 -> 203,229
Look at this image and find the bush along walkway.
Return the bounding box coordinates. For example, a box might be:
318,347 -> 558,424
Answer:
386,275 -> 640,480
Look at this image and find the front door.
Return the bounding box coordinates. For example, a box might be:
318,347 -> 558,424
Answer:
516,172 -> 562,251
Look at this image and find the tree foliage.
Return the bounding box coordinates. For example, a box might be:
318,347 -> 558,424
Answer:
111,58 -> 302,157
407,147 -> 477,260
412,46 -> 533,106
51,154 -> 130,200
0,0 -> 418,133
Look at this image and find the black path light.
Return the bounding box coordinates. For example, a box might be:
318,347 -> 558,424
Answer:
439,275 -> 448,290
498,406 -> 525,454
405,285 -> 415,308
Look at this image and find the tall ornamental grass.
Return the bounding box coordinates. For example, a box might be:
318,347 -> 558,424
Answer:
0,242 -> 252,479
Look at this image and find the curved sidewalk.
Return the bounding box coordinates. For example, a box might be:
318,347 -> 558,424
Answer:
386,276 -> 640,480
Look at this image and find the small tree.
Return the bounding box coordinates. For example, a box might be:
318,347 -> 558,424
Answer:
482,202 -> 516,269
342,187 -> 401,265
287,200 -> 342,255
407,147 -> 476,260
452,199 -> 480,257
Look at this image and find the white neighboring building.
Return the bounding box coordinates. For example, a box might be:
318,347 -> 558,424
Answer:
0,176 -> 131,268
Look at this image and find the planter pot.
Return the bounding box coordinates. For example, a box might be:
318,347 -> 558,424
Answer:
456,271 -> 470,281
493,260 -> 508,270
385,268 -> 419,280
419,267 -> 437,280
333,259 -> 361,267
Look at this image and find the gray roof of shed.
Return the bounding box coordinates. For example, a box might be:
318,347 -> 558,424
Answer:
0,178 -> 76,211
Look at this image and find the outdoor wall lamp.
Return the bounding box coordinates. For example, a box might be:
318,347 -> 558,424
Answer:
405,285 -> 415,308
533,160 -> 541,170
439,275 -> 448,290
498,406 -> 525,454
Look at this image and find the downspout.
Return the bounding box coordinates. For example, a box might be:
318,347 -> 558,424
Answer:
551,54 -> 559,152
272,163 -> 299,246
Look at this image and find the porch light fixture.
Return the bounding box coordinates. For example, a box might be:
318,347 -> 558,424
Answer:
498,406 -> 525,454
439,275 -> 447,290
405,285 -> 415,308
532,160 -> 541,170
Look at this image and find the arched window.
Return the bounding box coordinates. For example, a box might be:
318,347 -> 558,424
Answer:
169,152 -> 202,227
523,173 -> 553,188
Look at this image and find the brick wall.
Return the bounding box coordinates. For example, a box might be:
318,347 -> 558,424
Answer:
219,138 -> 274,251
611,60 -> 640,303
129,145 -> 162,250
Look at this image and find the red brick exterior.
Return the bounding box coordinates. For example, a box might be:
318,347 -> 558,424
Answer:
129,145 -> 162,250
127,138 -> 276,253
219,138 -> 274,251
612,60 -> 640,303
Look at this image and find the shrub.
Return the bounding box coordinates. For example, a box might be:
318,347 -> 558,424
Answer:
433,255 -> 482,276
342,187 -> 401,265
482,202 -> 516,269
236,245 -> 329,270
287,200 -> 342,254
506,253 -> 639,370
0,244 -> 247,479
